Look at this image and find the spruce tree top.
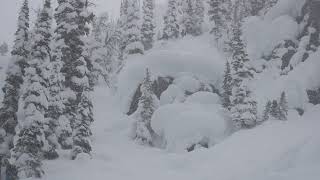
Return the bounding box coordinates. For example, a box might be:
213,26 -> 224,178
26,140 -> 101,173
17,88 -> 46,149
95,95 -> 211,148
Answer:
12,0 -> 29,59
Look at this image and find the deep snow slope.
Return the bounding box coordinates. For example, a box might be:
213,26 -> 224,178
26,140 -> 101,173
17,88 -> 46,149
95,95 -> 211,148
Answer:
42,85 -> 320,180
42,26 -> 320,179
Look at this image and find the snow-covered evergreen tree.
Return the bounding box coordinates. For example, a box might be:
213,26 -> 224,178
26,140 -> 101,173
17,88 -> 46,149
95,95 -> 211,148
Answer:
124,0 -> 144,55
162,0 -> 180,40
71,0 -> 94,160
230,23 -> 253,80
231,84 -> 257,129
119,0 -> 129,59
222,61 -> 232,110
194,0 -> 205,35
208,0 -> 232,48
180,0 -> 198,36
261,100 -> 272,122
30,0 -> 59,160
0,0 -> 30,159
10,0 -> 57,177
52,0 -> 74,150
208,0 -> 222,40
70,63 -> 94,160
270,100 -> 280,119
230,23 -> 257,129
279,92 -> 288,121
11,0 -> 30,73
250,0 -> 265,16
54,0 -> 95,159
11,65 -> 48,179
141,0 -> 155,50
0,42 -> 8,56
133,69 -> 159,145
46,55 -> 71,150
232,0 -> 252,24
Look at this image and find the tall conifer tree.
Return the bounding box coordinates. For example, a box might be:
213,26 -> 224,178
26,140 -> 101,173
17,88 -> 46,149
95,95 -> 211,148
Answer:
222,61 -> 233,110
141,0 -> 156,50
124,0 -> 144,55
230,23 -> 257,129
0,1 -> 31,179
163,0 -> 180,40
54,0 -> 95,159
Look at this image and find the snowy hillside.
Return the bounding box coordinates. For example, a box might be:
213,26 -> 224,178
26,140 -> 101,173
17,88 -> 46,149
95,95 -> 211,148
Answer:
1,0 -> 320,180
41,86 -> 320,180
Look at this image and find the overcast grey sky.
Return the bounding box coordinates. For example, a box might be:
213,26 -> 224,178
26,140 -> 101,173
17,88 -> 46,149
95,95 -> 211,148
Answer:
0,0 -> 166,48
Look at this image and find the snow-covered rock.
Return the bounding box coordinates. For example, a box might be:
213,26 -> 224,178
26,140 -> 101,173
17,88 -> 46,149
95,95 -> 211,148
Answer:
251,50 -> 320,115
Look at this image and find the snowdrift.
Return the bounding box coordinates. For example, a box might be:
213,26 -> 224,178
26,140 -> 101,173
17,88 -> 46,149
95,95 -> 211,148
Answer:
151,103 -> 227,152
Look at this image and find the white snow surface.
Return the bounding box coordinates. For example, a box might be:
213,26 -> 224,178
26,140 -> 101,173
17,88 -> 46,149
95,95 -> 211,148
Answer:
41,86 -> 320,180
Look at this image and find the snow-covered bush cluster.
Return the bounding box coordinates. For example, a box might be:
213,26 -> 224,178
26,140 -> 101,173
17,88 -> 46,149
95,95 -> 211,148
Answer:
116,36 -> 227,151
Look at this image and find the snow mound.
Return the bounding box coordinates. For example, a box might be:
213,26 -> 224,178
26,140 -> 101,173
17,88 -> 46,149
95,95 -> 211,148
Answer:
185,91 -> 220,105
117,35 -> 225,112
159,73 -> 218,106
151,103 -> 227,152
160,84 -> 185,105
